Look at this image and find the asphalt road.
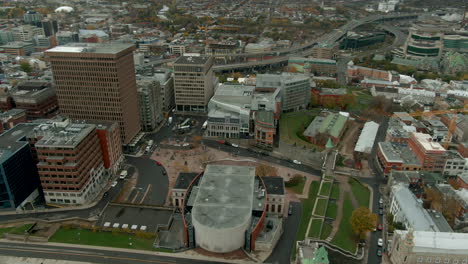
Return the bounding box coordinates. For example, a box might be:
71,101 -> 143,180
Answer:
265,202 -> 302,264
0,242 -> 226,264
125,157 -> 168,205
203,139 -> 323,176
362,117 -> 389,264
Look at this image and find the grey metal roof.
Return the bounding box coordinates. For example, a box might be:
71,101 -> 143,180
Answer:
192,165 -> 255,229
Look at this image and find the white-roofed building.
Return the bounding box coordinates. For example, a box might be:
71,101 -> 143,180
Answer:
354,121 -> 380,156
389,184 -> 452,232
389,230 -> 468,264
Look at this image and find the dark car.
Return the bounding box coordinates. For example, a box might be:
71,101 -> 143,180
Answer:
377,249 -> 382,257
379,209 -> 384,215
103,192 -> 109,198
162,170 -> 167,175
288,204 -> 293,215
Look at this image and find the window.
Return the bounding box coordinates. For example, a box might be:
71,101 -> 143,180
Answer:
444,259 -> 450,264
427,257 -> 432,263
417,257 -> 423,263
436,258 -> 441,263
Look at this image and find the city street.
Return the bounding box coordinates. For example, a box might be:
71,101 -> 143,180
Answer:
0,242 -> 227,264
265,202 -> 302,264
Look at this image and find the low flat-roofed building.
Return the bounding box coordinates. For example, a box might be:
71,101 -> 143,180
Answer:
0,41 -> 34,56
311,88 -> 347,107
288,57 -> 337,75
390,184 -> 452,232
443,150 -> 467,176
11,81 -> 58,120
0,108 -> 27,133
354,121 -> 380,156
377,142 -> 422,175
390,230 -> 468,264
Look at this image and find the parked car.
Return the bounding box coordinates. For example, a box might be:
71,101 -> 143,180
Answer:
231,143 -> 239,148
156,161 -> 162,166
111,181 -> 118,187
217,140 -> 225,144
288,204 -> 293,215
377,249 -> 382,257
378,238 -> 383,247
292,160 -> 302,165
378,224 -> 383,231
379,209 -> 384,215
379,198 -> 383,204
103,192 -> 109,198
162,170 -> 167,175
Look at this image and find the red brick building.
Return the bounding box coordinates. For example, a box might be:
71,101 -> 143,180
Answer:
0,109 -> 27,133
458,142 -> 468,158
86,120 -> 123,174
377,142 -> 422,175
311,88 -> 347,106
254,111 -> 276,149
347,65 -> 392,81
27,119 -> 106,205
11,81 -> 58,120
408,132 -> 447,172
456,175 -> 468,190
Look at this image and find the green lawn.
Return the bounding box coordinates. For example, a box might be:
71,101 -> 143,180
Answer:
279,110 -> 319,148
9,224 -> 34,235
292,181 -> 320,259
0,227 -> 15,237
320,223 -> 333,240
308,219 -> 323,238
49,228 -> 170,252
319,182 -> 332,196
330,183 -> 340,200
287,178 -> 306,195
347,90 -> 373,112
349,178 -> 370,208
325,201 -> 338,219
331,193 -> 357,253
314,198 -> 328,216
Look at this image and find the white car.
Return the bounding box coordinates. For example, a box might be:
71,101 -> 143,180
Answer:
111,181 -> 118,187
231,143 -> 239,148
293,160 -> 302,165
378,238 -> 383,247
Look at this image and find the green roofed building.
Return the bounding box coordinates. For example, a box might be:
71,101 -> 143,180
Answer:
296,241 -> 330,264
303,111 -> 348,146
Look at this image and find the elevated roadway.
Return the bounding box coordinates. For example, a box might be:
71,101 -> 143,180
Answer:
144,13 -> 419,71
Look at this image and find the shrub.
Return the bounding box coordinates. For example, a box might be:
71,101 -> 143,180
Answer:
286,175 -> 305,187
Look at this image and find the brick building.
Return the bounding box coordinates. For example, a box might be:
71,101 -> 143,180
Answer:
27,119 -> 106,205
0,109 -> 27,133
347,65 -> 392,81
408,132 -> 446,172
12,81 -> 58,120
254,111 -> 276,149
45,43 -> 141,145
303,112 -> 348,146
311,88 -> 347,106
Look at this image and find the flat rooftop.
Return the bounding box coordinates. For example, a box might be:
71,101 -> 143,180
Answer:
396,230 -> 468,255
262,176 -> 284,195
192,165 -> 255,229
174,55 -> 211,65
45,42 -> 135,55
411,132 -> 445,152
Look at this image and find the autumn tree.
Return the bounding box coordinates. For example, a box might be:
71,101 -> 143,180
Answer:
310,92 -> 320,106
285,174 -> 304,187
20,62 -> 32,73
350,207 -> 377,239
255,164 -> 278,177
322,97 -> 337,109
340,93 -> 356,108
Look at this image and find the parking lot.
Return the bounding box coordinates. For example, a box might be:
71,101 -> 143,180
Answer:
97,204 -> 173,233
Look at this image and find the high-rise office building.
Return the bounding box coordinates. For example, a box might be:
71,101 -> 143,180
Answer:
137,79 -> 163,131
45,43 -> 141,144
0,124 -> 43,211
173,56 -> 215,112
